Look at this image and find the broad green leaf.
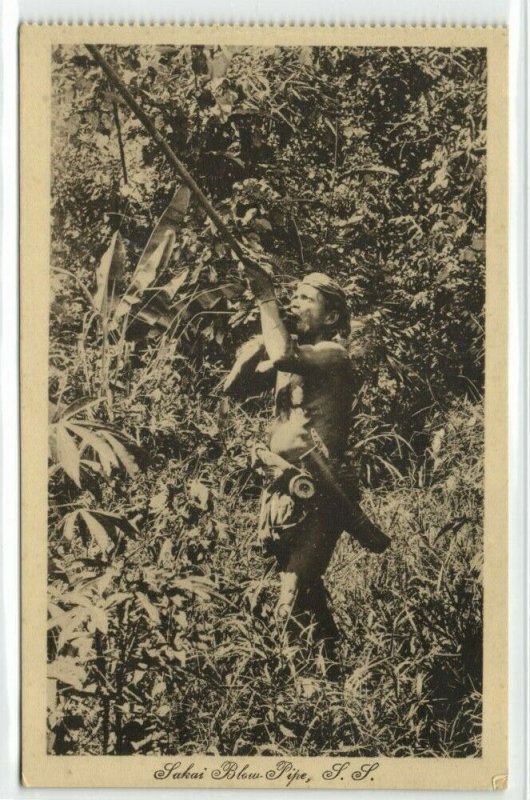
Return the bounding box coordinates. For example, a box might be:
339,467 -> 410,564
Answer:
113,234 -> 175,322
174,611 -> 187,630
47,607 -> 68,630
104,592 -> 132,609
79,510 -> 112,552
48,656 -> 87,691
170,575 -> 227,605
152,679 -> 166,698
68,635 -> 94,661
48,428 -> 58,462
56,608 -> 91,650
68,423 -> 120,475
98,430 -> 138,476
93,230 -> 126,312
60,396 -> 101,421
135,591 -> 161,624
135,232 -> 176,294
47,601 -> 63,619
114,185 -> 190,323
66,421 -> 138,477
91,510 -> 139,537
77,510 -> 139,541
138,186 -> 190,266
92,566 -> 118,595
55,423 -> 81,487
88,605 -> 109,635
159,268 -> 189,301
59,589 -> 96,608
171,646 -> 187,666
62,510 -> 79,541
157,538 -> 173,565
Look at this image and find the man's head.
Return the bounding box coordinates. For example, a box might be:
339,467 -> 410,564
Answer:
290,272 -> 350,342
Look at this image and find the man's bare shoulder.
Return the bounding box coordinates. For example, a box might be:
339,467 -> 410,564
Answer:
311,340 -> 351,360
312,340 -> 349,354
295,340 -> 351,372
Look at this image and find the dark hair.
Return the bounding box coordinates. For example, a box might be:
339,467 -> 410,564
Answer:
300,272 -> 350,337
320,292 -> 351,337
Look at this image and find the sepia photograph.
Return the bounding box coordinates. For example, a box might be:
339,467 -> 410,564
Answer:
20,24 -> 508,789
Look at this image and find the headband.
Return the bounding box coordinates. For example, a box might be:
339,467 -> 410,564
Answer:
299,272 -> 350,333
301,272 -> 347,306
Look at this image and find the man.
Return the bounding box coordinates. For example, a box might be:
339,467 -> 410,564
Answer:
224,256 -> 387,670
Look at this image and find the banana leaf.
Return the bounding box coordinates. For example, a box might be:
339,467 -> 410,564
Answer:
93,230 -> 126,313
113,185 -> 191,324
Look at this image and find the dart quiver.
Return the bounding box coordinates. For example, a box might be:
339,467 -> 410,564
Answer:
301,446 -> 391,554
254,443 -> 390,554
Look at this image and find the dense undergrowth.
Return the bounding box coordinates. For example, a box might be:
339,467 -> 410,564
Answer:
48,44 -> 485,756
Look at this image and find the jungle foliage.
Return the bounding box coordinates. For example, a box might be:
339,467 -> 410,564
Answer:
48,44 -> 485,757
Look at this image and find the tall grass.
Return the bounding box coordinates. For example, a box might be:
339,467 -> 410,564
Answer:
48,324 -> 483,757
47,42 -> 486,758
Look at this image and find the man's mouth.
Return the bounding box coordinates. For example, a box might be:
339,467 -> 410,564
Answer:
284,310 -> 299,331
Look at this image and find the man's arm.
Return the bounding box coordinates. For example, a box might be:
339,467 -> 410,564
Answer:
257,296 -> 295,364
243,255 -> 351,375
244,258 -> 294,365
274,340 -> 350,374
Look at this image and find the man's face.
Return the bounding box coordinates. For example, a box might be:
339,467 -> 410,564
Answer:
290,282 -> 336,341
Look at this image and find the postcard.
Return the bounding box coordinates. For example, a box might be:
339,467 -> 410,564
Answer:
20,23 -> 508,789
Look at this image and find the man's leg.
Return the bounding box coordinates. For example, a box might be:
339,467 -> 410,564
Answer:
299,579 -> 341,678
276,571 -> 298,623
274,506 -> 342,675
275,573 -> 340,679
301,578 -> 340,644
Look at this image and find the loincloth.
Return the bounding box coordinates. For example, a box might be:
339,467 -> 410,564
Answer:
257,469 -> 344,581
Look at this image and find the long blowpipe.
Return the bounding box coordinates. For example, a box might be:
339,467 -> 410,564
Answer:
85,44 -> 246,263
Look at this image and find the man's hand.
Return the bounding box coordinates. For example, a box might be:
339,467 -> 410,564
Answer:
239,247 -> 291,365
241,251 -> 275,301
